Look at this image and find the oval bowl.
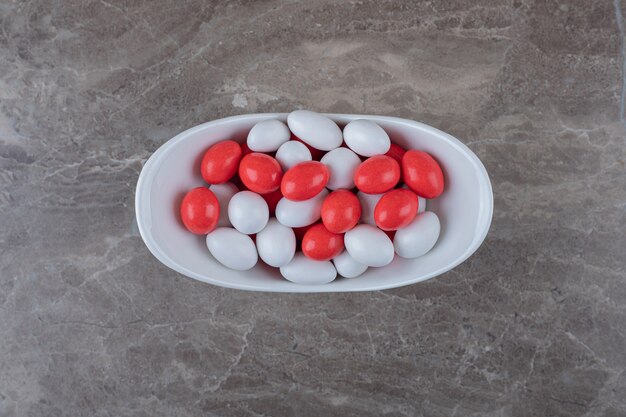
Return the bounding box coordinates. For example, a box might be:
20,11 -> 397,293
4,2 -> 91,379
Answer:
135,113 -> 493,293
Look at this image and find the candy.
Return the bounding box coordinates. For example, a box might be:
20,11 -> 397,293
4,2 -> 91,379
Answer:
343,119 -> 391,157
301,223 -> 344,261
291,136 -> 325,160
394,211 -> 440,259
275,189 -> 328,227
287,110 -> 343,151
206,228 -> 258,270
180,187 -> 220,234
228,191 -> 269,234
354,155 -> 400,194
247,119 -> 291,152
402,150 -> 444,199
209,182 -> 238,227
333,250 -> 368,278
344,224 -> 395,267
321,190 -> 361,233
201,140 -> 242,184
320,147 -> 361,190
279,253 -> 337,284
281,161 -> 329,201
357,191 -> 384,226
256,219 -> 296,267
275,140 -> 312,170
374,189 -> 418,231
385,143 -> 406,165
238,152 -> 283,194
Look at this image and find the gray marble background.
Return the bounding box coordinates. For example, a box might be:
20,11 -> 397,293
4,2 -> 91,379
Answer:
1,0 -> 625,416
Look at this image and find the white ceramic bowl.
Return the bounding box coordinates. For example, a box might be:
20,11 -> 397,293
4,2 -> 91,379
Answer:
135,113 -> 493,293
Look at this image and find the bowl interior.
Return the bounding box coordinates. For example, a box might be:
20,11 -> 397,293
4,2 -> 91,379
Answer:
136,113 -> 492,292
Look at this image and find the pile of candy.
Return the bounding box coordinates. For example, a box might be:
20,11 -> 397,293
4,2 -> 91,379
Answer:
179,110 -> 444,284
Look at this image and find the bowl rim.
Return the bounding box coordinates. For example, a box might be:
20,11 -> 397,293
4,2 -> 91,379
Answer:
135,113 -> 493,293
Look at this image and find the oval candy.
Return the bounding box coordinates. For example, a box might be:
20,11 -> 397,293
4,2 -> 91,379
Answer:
320,147 -> 361,190
333,250 -> 368,278
321,190 -> 361,233
343,119 -> 391,157
256,219 -> 296,267
287,110 -> 343,151
279,253 -> 337,284
275,140 -> 312,171
302,223 -> 345,261
180,187 -> 220,234
275,189 -> 328,228
228,191 -> 269,234
344,224 -> 395,267
393,211 -> 441,259
402,150 -> 444,199
238,153 -> 283,194
374,189 -> 418,231
206,228 -> 258,270
281,161 -> 329,201
201,140 -> 242,184
247,119 -> 290,152
354,155 -> 400,194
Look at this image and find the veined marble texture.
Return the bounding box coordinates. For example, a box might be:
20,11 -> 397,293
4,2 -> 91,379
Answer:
1,0 -> 625,416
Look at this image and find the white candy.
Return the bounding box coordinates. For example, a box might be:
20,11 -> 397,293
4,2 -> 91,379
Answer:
357,191 -> 383,225
275,140 -> 312,171
333,250 -> 368,278
345,224 -> 395,267
206,228 -> 258,270
275,189 -> 328,227
209,182 -> 238,227
343,119 -> 391,157
287,110 -> 343,151
228,191 -> 269,234
418,195 -> 427,213
320,148 -> 361,190
256,219 -> 296,267
247,119 -> 290,152
394,211 -> 440,259
279,253 -> 337,284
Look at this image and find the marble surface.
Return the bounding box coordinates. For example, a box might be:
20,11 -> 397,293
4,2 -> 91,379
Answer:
1,0 -> 626,416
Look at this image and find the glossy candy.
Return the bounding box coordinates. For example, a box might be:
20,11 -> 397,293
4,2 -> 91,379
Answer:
333,251 -> 368,278
302,223 -> 344,261
201,140 -> 242,184
374,189 -> 418,231
344,224 -> 395,267
247,119 -> 290,152
209,182 -> 238,227
385,143 -> 406,165
238,153 -> 283,194
320,148 -> 361,190
343,119 -> 391,157
321,190 -> 361,233
206,228 -> 258,270
279,253 -> 337,284
287,110 -> 343,151
281,161 -> 329,201
275,189 -> 328,227
256,219 -> 296,267
354,155 -> 400,194
228,191 -> 269,234
275,140 -> 312,171
357,191 -> 383,225
394,211 -> 441,259
402,150 -> 444,198
180,187 -> 220,234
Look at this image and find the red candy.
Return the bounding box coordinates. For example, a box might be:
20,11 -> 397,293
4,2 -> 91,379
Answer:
374,189 -> 418,231
291,135 -> 325,160
261,188 -> 283,216
238,153 -> 283,194
402,150 -> 444,198
385,143 -> 406,166
201,140 -> 242,184
301,223 -> 344,261
321,190 -> 361,233
354,155 -> 400,194
281,161 -> 329,201
180,187 -> 220,234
